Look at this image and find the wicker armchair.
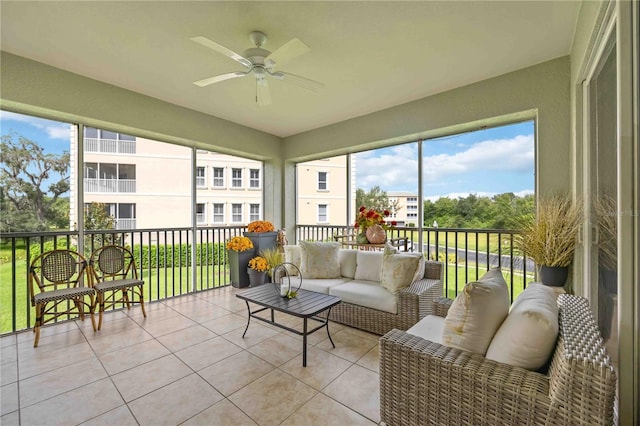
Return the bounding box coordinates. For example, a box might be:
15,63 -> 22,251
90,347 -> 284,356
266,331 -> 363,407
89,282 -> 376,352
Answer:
327,260 -> 443,335
380,294 -> 617,426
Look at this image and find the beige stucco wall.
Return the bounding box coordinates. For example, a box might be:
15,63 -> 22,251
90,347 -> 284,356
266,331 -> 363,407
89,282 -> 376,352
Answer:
296,156 -> 348,225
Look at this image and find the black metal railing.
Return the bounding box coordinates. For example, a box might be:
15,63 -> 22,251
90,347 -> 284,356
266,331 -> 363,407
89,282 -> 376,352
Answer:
1,224 -> 535,335
0,226 -> 247,335
296,225 -> 535,302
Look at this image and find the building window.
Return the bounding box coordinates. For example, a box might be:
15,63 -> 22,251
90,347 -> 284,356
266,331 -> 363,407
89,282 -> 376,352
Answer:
213,167 -> 224,187
318,204 -> 328,223
212,203 -> 224,223
407,213 -> 417,219
407,197 -> 417,203
232,203 -> 243,222
250,204 -> 260,221
196,167 -> 205,188
196,203 -> 206,224
232,168 -> 242,188
250,169 -> 260,188
317,172 -> 328,190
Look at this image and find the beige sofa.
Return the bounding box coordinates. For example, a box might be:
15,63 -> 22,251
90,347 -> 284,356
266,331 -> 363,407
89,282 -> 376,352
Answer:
282,246 -> 443,335
379,294 -> 617,425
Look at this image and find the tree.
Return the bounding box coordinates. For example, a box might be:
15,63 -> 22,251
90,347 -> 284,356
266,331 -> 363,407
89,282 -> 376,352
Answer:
355,185 -> 390,212
83,202 -> 120,247
0,133 -> 70,231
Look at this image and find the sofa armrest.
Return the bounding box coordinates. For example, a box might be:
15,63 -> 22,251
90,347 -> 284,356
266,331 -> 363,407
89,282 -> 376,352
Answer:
379,329 -> 551,426
433,297 -> 453,318
399,278 -> 443,320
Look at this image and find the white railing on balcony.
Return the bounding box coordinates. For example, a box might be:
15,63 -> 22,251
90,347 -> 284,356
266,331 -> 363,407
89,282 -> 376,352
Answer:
115,218 -> 136,229
84,138 -> 136,154
84,178 -> 136,193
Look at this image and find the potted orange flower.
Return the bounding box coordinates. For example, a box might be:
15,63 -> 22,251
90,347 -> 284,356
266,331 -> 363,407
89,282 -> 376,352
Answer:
226,236 -> 255,288
244,220 -> 278,252
247,256 -> 269,286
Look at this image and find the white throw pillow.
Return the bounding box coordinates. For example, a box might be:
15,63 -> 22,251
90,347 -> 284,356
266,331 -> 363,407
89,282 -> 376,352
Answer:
339,249 -> 358,279
354,251 -> 384,282
299,241 -> 341,279
485,283 -> 559,370
283,245 -> 302,276
442,268 -> 510,355
380,244 -> 424,294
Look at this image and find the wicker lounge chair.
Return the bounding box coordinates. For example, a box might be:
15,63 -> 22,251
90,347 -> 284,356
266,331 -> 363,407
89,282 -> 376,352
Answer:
379,294 -> 617,425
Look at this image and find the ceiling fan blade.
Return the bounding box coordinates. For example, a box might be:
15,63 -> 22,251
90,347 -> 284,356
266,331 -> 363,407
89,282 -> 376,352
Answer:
193,71 -> 248,87
191,36 -> 252,68
265,38 -> 310,68
273,71 -> 324,92
256,79 -> 271,106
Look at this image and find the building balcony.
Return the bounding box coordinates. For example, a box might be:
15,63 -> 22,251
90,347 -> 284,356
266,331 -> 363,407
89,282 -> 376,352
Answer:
84,138 -> 136,154
84,178 -> 136,193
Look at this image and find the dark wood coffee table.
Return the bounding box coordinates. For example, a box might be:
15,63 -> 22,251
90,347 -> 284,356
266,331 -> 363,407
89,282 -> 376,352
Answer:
236,285 -> 341,367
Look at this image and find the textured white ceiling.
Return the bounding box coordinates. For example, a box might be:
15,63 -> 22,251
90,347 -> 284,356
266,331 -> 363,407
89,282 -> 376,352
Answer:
0,1 -> 580,137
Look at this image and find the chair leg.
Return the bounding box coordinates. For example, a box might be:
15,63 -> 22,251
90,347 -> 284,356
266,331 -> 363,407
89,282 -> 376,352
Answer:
34,303 -> 43,348
97,292 -> 105,331
88,294 -> 97,332
139,285 -> 147,318
73,299 -> 84,321
123,289 -> 131,310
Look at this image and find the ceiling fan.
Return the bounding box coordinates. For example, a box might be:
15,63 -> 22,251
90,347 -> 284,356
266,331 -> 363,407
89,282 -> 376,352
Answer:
191,31 -> 324,106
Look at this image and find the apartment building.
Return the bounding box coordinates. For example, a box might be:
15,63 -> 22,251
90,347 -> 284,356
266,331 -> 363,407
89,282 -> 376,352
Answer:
387,191 -> 419,227
71,128 -> 350,229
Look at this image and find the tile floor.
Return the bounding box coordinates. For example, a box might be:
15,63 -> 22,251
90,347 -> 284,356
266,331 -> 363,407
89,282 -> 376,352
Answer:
0,286 -> 383,425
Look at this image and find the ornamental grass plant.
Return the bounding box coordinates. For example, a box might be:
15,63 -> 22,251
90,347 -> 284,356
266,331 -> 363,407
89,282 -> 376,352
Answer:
259,247 -> 283,276
515,194 -> 582,267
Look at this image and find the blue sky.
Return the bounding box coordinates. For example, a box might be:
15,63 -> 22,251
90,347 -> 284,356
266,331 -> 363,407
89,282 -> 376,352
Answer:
1,111 -> 534,201
355,121 -> 535,200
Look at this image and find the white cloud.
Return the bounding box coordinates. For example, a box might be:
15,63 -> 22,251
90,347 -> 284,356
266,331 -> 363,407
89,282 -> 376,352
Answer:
423,135 -> 534,181
355,144 -> 419,191
1,111 -> 71,140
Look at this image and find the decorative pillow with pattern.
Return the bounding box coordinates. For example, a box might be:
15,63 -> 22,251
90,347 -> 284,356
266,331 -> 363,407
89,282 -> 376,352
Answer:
283,245 -> 302,276
380,243 -> 425,294
299,241 -> 341,279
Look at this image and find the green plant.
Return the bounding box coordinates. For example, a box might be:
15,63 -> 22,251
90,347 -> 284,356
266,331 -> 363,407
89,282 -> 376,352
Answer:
515,194 -> 582,267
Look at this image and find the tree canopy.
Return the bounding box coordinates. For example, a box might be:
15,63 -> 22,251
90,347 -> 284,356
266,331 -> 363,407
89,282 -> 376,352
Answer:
0,133 -> 70,231
355,185 -> 400,213
423,192 -> 534,229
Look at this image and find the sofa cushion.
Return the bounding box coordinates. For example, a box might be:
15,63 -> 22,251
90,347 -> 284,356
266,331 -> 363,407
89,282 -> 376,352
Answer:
299,241 -> 341,279
329,279 -> 397,314
299,278 -> 352,294
485,283 -> 559,370
284,245 -> 302,275
339,249 -> 358,279
442,268 -> 510,355
354,251 -> 384,282
406,315 -> 445,344
380,244 -> 425,294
